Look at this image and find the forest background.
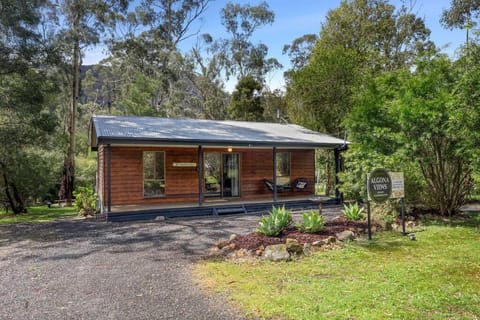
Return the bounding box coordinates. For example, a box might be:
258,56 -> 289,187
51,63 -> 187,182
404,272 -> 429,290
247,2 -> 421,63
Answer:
1,0 -> 479,216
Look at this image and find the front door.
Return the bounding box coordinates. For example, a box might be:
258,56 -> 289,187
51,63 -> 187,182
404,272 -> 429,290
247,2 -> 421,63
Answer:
204,152 -> 240,198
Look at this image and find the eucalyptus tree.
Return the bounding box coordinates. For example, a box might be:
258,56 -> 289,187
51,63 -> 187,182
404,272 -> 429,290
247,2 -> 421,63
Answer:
51,0 -> 129,203
441,0 -> 480,47
219,1 -> 281,81
106,0 -> 213,118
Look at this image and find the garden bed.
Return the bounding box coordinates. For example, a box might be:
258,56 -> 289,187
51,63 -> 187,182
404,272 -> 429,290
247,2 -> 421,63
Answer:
231,217 -> 369,251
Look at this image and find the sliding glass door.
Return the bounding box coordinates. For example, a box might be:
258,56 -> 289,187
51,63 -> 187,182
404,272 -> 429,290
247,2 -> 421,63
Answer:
204,152 -> 240,198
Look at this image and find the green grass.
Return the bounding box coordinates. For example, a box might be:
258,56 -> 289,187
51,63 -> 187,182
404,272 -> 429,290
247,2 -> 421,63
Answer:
0,205 -> 78,224
194,216 -> 480,320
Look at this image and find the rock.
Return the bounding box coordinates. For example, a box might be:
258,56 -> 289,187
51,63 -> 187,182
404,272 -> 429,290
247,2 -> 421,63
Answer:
312,240 -> 324,247
285,238 -> 303,255
406,221 -> 416,229
236,248 -> 248,258
325,236 -> 337,244
303,243 -> 312,256
255,245 -> 265,256
216,239 -> 230,249
263,244 -> 290,262
229,234 -> 238,242
336,230 -> 355,241
312,236 -> 335,247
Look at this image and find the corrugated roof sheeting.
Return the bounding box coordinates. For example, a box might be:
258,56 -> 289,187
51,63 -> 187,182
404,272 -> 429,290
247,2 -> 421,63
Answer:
90,115 -> 348,149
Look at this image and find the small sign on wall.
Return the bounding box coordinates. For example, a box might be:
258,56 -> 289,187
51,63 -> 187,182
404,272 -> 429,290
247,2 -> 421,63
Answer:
173,162 -> 197,167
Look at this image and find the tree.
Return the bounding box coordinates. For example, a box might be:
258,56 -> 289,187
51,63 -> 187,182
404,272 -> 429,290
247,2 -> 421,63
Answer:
105,0 -> 212,118
227,75 -> 264,121
441,0 -> 480,48
216,1 -> 281,82
52,0 -> 129,203
282,34 -> 318,72
286,0 -> 434,135
347,55 -> 477,215
0,0 -> 59,212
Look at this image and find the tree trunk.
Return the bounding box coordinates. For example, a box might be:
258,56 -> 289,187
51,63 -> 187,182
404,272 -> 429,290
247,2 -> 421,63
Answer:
59,10 -> 80,204
1,164 -> 25,214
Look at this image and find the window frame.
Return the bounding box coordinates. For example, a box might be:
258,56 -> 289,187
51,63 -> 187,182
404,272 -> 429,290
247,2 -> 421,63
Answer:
276,151 -> 291,186
143,151 -> 166,198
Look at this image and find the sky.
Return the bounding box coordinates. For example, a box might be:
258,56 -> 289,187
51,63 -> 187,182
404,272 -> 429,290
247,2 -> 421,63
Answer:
83,0 -> 466,91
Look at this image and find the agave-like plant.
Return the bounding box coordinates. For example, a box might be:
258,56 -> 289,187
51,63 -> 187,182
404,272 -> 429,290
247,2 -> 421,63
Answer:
296,210 -> 325,233
342,202 -> 365,221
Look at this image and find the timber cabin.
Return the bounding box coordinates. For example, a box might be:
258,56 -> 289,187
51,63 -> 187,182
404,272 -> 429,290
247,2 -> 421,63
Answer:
89,115 -> 347,221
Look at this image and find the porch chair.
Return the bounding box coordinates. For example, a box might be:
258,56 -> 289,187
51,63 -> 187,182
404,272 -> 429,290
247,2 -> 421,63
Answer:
262,179 -> 292,193
293,177 -> 308,191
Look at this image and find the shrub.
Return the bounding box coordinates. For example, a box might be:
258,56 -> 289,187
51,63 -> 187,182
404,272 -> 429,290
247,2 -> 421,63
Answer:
257,206 -> 292,236
342,202 -> 365,221
296,210 -> 325,233
73,187 -> 97,216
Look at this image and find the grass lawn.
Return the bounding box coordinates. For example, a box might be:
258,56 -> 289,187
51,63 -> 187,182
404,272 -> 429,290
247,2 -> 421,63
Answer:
0,205 -> 78,224
194,215 -> 480,320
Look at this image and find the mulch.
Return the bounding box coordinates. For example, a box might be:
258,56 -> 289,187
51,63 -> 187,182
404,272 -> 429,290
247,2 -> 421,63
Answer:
231,217 -> 369,251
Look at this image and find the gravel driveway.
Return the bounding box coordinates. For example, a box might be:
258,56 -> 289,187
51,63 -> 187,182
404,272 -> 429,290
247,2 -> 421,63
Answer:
0,207 -> 341,320
0,214 -> 264,320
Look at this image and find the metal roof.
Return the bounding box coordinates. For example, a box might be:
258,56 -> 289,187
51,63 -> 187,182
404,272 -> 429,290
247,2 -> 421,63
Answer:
90,115 -> 347,149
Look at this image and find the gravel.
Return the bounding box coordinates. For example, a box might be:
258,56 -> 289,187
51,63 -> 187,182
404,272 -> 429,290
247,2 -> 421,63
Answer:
0,207 -> 342,320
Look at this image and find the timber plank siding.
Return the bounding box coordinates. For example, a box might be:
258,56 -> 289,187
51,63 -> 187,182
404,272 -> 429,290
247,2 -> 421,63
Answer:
101,146 -> 315,207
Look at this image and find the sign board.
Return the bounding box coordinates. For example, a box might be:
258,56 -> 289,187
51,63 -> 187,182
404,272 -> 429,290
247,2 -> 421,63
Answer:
367,168 -> 392,203
173,162 -> 197,167
390,172 -> 405,199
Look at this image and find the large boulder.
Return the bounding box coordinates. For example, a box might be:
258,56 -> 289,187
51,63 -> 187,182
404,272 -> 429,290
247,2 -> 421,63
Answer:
263,244 -> 290,262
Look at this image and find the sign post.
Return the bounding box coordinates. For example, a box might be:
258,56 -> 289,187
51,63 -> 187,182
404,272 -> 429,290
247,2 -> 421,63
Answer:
366,169 -> 406,239
367,168 -> 392,240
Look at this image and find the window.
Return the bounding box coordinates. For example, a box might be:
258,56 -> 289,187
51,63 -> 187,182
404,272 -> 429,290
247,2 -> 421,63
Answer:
276,152 -> 290,185
143,151 -> 165,197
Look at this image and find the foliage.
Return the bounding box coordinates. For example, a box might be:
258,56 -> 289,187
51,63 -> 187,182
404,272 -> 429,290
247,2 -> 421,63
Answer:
256,206 -> 292,237
441,0 -> 480,30
296,210 -> 325,233
75,154 -> 97,189
347,55 -> 477,215
286,0 -> 433,136
0,205 -> 77,225
195,221 -> 480,319
228,75 -> 264,121
342,202 -> 365,221
216,1 -> 281,81
73,187 -> 97,216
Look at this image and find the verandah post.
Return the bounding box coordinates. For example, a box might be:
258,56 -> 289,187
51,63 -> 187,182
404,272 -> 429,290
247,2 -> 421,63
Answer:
106,144 -> 111,219
198,145 -> 203,206
273,146 -> 277,203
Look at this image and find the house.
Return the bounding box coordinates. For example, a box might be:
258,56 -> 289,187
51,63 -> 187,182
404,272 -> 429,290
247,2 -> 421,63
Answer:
89,115 -> 347,220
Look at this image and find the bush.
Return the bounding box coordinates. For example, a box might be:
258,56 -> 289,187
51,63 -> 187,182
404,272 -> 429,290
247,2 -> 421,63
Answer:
342,202 -> 365,221
257,206 -> 292,236
296,210 -> 325,233
73,187 -> 97,216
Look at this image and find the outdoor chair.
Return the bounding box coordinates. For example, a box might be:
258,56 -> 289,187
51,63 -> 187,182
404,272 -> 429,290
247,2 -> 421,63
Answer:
262,179 -> 292,192
293,178 -> 308,191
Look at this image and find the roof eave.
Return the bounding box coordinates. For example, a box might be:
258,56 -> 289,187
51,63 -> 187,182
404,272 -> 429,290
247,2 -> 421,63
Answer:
96,137 -> 347,149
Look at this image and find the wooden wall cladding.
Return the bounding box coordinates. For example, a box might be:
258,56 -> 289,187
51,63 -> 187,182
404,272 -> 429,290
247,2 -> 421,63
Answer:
100,146 -> 315,206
